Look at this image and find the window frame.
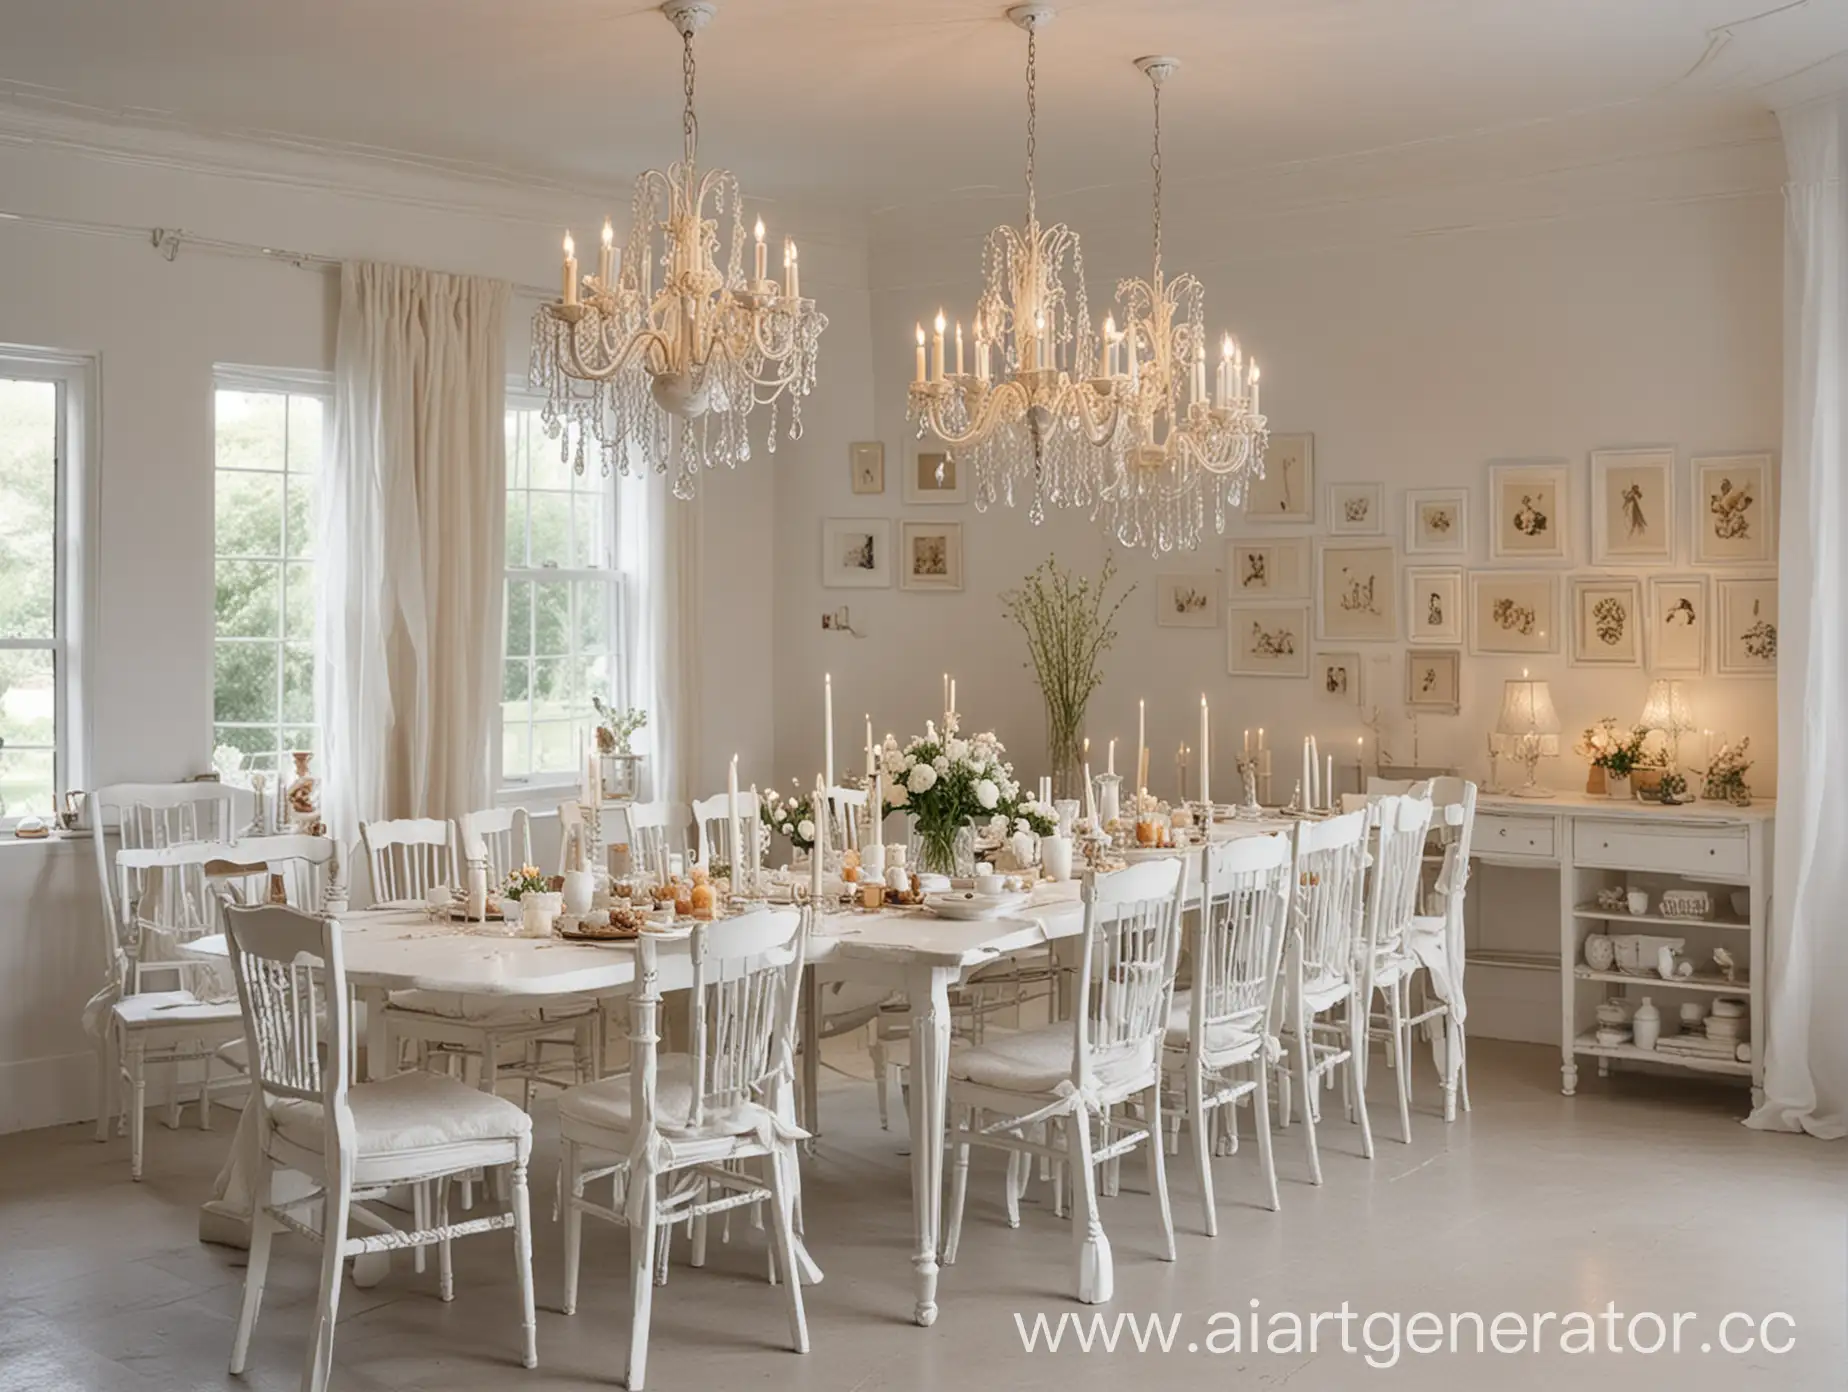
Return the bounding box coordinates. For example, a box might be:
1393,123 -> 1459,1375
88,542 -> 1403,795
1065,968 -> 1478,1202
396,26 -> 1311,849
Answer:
0,346 -> 94,830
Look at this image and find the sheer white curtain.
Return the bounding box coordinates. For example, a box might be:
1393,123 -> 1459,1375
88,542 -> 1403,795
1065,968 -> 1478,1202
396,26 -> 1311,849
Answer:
320,262 -> 511,841
619,469 -> 701,808
1748,94 -> 1848,1140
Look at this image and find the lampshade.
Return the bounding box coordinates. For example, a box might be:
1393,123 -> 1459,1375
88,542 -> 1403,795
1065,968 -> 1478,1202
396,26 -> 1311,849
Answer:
1496,676 -> 1561,738
1640,679 -> 1696,735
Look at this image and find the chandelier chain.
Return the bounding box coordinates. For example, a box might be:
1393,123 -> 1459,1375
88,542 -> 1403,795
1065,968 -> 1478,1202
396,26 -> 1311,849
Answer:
1024,27 -> 1038,226
1150,78 -> 1163,285
682,24 -> 699,168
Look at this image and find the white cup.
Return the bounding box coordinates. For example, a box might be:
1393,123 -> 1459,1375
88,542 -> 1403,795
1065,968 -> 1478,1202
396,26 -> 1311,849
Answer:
1041,835 -> 1073,882
974,871 -> 1005,896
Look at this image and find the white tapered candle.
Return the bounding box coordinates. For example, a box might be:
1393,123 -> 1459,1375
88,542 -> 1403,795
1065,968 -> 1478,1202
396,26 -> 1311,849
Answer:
824,673 -> 835,789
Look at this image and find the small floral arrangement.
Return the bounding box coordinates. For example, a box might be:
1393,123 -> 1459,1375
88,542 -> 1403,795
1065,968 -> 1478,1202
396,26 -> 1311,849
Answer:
501,864 -> 550,901
590,698 -> 648,756
761,784 -> 819,852
1702,738 -> 1753,803
879,716 -> 1023,874
1005,796 -> 1057,838
1576,718 -> 1648,777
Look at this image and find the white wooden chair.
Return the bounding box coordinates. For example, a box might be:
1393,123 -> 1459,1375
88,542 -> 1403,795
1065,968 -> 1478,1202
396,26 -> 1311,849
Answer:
942,858 -> 1188,1305
690,790 -> 762,872
823,785 -> 870,851
1162,831 -> 1294,1231
558,909 -> 811,1390
1276,808 -> 1373,1184
359,817 -> 457,905
461,806 -> 532,885
221,901 -> 537,1392
204,832 -> 338,911
560,799 -> 687,880
1353,794 -> 1436,1143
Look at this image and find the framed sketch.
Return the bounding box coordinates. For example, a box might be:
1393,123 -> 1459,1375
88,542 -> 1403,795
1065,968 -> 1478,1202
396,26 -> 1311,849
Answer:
849,441 -> 886,495
1405,566 -> 1464,644
1590,447 -> 1673,564
1568,575 -> 1644,667
1157,572 -> 1221,628
1404,649 -> 1461,714
821,518 -> 892,589
904,437 -> 969,505
1327,482 -> 1384,536
1404,489 -> 1468,556
1226,537 -> 1308,598
1488,460 -> 1570,561
1715,577 -> 1777,676
1469,571 -> 1560,655
1245,432 -> 1314,523
1227,604 -> 1311,678
1314,650 -> 1365,707
899,520 -> 964,592
1692,454 -> 1774,565
1646,575 -> 1708,674
1316,542 -> 1398,642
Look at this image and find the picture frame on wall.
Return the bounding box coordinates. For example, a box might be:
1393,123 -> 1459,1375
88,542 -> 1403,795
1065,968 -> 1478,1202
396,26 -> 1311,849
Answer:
848,441 -> 886,495
1404,489 -> 1469,556
1314,650 -> 1365,706
1645,575 -> 1708,674
1316,542 -> 1398,642
1568,575 -> 1645,667
821,517 -> 892,589
1326,482 -> 1384,536
1227,604 -> 1311,678
1714,576 -> 1778,676
1244,432 -> 1314,523
1590,447 -> 1674,564
1469,571 -> 1560,655
1226,537 -> 1308,597
904,436 -> 969,505
1692,453 -> 1775,566
899,520 -> 964,592
1404,566 -> 1464,644
1404,649 -> 1461,714
1156,571 -> 1221,628
1487,460 -> 1571,562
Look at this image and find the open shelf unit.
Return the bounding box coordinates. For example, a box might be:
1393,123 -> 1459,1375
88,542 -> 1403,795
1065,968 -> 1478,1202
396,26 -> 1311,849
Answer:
1571,1031 -> 1751,1078
1571,967 -> 1748,994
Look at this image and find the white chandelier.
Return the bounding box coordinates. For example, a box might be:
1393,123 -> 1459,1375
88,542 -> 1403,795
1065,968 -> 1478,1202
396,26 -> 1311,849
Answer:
1095,57 -> 1268,556
529,1 -> 827,496
906,5 -> 1122,525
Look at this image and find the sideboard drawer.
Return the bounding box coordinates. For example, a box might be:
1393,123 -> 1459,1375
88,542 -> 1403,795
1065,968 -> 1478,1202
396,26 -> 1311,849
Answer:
1572,821 -> 1749,877
1475,812 -> 1556,858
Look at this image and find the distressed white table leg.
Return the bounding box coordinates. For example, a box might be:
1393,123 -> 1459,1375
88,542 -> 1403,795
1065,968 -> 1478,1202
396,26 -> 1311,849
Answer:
906,965 -> 952,1327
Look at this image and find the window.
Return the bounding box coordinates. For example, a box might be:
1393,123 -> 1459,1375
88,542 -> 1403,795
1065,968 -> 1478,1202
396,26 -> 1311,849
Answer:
212,378 -> 326,780
498,402 -> 623,792
0,352 -> 85,823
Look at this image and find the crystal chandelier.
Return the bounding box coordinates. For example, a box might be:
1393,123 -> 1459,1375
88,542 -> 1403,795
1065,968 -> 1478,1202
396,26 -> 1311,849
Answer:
1095,57 -> 1268,556
906,5 -> 1123,525
529,1 -> 827,496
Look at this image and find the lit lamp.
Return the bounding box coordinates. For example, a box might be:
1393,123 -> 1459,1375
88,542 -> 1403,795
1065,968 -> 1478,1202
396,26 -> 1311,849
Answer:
1495,671 -> 1561,798
1639,679 -> 1696,769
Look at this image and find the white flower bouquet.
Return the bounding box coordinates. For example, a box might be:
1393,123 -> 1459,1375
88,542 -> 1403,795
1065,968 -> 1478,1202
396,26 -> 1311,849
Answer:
879,716 -> 1026,875
760,783 -> 819,852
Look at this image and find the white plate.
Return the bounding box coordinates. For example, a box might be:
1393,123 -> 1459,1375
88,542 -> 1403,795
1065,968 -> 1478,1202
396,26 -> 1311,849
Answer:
923,891 -> 1034,922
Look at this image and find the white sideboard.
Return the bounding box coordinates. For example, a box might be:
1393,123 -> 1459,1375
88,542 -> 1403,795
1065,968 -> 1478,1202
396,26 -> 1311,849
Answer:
1468,790 -> 1774,1108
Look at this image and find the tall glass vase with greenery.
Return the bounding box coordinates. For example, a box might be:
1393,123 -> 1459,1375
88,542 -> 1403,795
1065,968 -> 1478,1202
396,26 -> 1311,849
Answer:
1000,556 -> 1135,802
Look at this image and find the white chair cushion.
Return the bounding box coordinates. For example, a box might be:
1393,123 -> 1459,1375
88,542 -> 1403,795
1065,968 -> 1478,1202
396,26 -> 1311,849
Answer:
386,990 -> 596,1025
112,991 -> 244,1029
949,1024 -> 1158,1096
558,1053 -> 699,1137
270,1071 -> 532,1155
1164,990 -> 1266,1057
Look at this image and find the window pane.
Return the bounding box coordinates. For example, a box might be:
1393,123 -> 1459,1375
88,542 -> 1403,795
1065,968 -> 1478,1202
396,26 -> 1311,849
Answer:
533,580 -> 570,658
532,657 -> 578,726
504,490 -> 528,568
571,488 -> 605,570
282,725 -> 318,756
283,563 -> 315,641
281,643 -> 315,724
214,391 -> 287,471
575,579 -> 611,656
502,659 -> 531,704
531,720 -> 582,775
0,378 -> 57,642
214,560 -> 280,637
216,471 -> 285,557
501,714 -> 530,780
285,472 -> 315,558
0,746 -> 54,820
504,580 -> 533,657
215,642 -> 278,724
0,648 -> 55,747
526,491 -> 571,568
529,428 -> 573,490
287,395 -> 323,474
213,725 -> 280,778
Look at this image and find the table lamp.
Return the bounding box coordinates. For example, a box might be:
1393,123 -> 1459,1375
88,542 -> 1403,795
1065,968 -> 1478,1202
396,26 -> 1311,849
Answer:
1639,679 -> 1696,769
1495,671 -> 1560,798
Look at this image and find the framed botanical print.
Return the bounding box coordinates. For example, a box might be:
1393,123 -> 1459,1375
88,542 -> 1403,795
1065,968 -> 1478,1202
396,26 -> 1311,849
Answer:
1469,571 -> 1559,655
1715,577 -> 1777,676
1404,649 -> 1461,714
1568,575 -> 1644,667
899,520 -> 964,591
1488,460 -> 1571,562
1405,566 -> 1464,644
1226,537 -> 1308,598
849,441 -> 886,495
1314,650 -> 1365,707
1327,482 -> 1384,536
1645,575 -> 1708,674
1156,572 -> 1220,629
1316,542 -> 1398,642
821,518 -> 892,589
1227,604 -> 1311,678
1590,447 -> 1673,564
904,437 -> 969,505
1404,489 -> 1468,556
1245,432 -> 1314,523
1692,454 -> 1775,565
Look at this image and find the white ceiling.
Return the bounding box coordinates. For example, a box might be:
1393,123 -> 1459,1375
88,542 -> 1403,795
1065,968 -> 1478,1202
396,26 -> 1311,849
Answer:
0,0 -> 1838,209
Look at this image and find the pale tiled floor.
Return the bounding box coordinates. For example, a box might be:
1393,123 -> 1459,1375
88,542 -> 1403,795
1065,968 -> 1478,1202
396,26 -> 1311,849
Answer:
1,1039 -> 1842,1392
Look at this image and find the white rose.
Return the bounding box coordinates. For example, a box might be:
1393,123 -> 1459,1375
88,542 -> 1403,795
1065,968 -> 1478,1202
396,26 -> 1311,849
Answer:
888,782 -> 910,808
797,819 -> 816,842
975,778 -> 999,809
932,755 -> 950,773
908,764 -> 938,794
947,739 -> 969,762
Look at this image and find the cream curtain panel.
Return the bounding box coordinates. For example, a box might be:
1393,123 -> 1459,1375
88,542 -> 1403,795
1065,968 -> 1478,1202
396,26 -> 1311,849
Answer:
1748,94 -> 1848,1140
320,262 -> 511,841
621,470 -> 702,808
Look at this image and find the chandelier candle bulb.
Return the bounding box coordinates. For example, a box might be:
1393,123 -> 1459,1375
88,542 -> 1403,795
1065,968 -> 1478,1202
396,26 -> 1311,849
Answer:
916,324 -> 927,384
753,216 -> 766,283
562,232 -> 578,306
954,320 -> 964,377
598,220 -> 615,287
932,311 -> 946,382
1249,361 -> 1260,416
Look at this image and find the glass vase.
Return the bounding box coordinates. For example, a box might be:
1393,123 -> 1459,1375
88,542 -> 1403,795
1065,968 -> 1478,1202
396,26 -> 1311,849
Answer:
1047,709 -> 1086,803
914,819 -> 976,878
